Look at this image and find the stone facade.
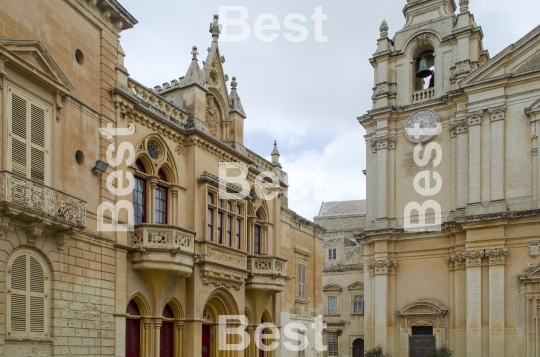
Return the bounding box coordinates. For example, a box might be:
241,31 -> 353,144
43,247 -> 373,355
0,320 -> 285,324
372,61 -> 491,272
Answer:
0,1 -> 323,357
357,1 -> 540,357
315,201 -> 366,357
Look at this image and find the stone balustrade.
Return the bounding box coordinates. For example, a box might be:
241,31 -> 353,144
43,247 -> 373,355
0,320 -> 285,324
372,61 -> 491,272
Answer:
247,255 -> 287,274
131,224 -> 195,254
412,87 -> 435,103
0,171 -> 86,227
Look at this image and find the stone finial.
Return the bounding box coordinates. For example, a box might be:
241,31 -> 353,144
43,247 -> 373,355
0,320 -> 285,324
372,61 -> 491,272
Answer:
271,141 -> 281,166
459,0 -> 469,13
231,76 -> 238,90
228,76 -> 246,117
191,46 -> 199,60
379,20 -> 389,39
209,14 -> 221,39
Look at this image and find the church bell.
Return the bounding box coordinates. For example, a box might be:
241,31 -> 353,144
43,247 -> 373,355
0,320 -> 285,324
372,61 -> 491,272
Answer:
416,56 -> 432,78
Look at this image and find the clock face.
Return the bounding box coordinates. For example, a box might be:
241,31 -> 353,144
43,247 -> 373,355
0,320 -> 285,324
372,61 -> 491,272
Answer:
404,109 -> 441,143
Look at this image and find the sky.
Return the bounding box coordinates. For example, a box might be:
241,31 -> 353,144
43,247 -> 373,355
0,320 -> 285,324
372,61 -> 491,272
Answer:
119,0 -> 540,220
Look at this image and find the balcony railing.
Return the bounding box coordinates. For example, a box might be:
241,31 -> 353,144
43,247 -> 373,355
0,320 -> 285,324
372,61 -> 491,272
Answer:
412,87 -> 435,103
0,171 -> 86,227
247,255 -> 287,274
131,224 -> 195,254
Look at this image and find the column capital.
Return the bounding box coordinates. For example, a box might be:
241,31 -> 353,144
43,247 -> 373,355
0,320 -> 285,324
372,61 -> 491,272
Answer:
484,247 -> 509,265
488,104 -> 507,122
450,120 -> 468,137
368,259 -> 397,275
466,109 -> 484,127
370,135 -> 396,153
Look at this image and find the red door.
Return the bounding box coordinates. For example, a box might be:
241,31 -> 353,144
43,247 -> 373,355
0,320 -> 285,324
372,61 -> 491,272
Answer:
202,325 -> 211,357
126,319 -> 141,357
160,321 -> 174,357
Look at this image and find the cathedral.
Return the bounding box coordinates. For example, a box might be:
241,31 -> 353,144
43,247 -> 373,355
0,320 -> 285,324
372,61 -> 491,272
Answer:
0,1 -> 324,357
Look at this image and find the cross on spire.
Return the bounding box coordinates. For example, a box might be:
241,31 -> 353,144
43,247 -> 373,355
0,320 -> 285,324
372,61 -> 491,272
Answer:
209,14 -> 221,40
191,46 -> 199,60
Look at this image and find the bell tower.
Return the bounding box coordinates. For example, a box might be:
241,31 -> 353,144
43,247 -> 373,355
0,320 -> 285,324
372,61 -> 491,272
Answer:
370,0 -> 488,110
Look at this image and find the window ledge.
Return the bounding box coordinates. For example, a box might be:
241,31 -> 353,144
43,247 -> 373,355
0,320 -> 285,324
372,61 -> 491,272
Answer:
5,337 -> 53,343
351,313 -> 364,316
324,314 -> 341,317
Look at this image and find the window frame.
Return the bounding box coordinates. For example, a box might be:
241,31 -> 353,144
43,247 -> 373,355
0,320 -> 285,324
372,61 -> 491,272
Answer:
327,295 -> 338,315
7,250 -> 50,338
298,264 -> 307,301
133,176 -> 147,224
328,248 -> 337,261
254,224 -> 261,254
352,294 -> 364,315
327,332 -> 339,357
207,190 -> 245,249
155,185 -> 168,224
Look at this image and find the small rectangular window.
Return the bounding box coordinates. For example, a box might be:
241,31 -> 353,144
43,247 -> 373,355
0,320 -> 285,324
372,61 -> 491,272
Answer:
226,216 -> 232,247
353,295 -> 364,314
327,296 -> 338,315
235,219 -> 241,249
254,225 -> 261,254
298,265 -> 306,300
328,248 -> 337,261
217,212 -> 223,244
207,208 -> 214,240
297,330 -> 306,357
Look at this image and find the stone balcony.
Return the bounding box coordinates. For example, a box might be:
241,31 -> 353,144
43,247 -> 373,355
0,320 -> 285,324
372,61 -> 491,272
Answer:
195,241 -> 248,290
0,171 -> 86,228
130,224 -> 196,276
246,255 -> 288,293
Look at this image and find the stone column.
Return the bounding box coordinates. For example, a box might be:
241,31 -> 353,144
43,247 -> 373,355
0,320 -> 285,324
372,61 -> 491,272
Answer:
148,176 -> 159,223
143,319 -> 152,357
154,320 -> 162,357
371,136 -> 396,221
489,105 -> 507,204
248,217 -> 257,254
486,248 -> 508,357
454,119 -> 469,208
466,110 -> 484,205
247,326 -> 256,357
363,259 -> 374,350
175,322 -> 184,357
171,187 -> 179,225
464,250 -> 483,356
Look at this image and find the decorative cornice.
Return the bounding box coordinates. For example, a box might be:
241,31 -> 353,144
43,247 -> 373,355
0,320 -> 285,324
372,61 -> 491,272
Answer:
466,109 -> 484,126
368,259 -> 397,275
370,136 -> 397,153
488,104 -> 507,122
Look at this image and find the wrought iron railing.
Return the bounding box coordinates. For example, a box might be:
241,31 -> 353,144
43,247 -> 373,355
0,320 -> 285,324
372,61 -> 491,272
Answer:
0,171 -> 86,227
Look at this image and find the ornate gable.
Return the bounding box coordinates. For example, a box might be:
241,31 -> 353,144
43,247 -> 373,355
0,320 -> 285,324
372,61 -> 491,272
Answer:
0,39 -> 74,94
202,42 -> 230,108
460,25 -> 540,87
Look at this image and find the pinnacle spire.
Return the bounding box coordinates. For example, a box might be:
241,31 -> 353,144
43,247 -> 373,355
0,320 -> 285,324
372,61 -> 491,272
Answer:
271,141 -> 281,166
179,45 -> 206,89
229,76 -> 246,117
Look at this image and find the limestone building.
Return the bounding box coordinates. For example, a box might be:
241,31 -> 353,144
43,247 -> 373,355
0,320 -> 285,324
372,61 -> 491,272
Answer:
0,1 -> 323,357
315,201 -> 366,357
357,0 -> 540,356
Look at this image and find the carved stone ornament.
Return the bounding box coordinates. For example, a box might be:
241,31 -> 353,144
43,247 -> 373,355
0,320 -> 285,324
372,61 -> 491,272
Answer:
368,259 -> 398,275
404,109 -> 441,143
379,20 -> 389,38
447,254 -> 466,270
370,136 -> 397,153
529,240 -> 540,258
459,0 -> 469,13
200,269 -> 244,290
205,94 -> 219,137
415,34 -> 431,46
450,60 -> 478,82
484,247 -> 509,265
372,82 -> 397,102
466,109 -> 484,127
488,105 -> 507,122
462,250 -> 485,267
461,247 -> 509,267
449,120 -> 468,137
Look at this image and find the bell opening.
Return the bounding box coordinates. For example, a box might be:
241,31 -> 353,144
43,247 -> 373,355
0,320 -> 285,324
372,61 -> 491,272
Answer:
415,51 -> 435,90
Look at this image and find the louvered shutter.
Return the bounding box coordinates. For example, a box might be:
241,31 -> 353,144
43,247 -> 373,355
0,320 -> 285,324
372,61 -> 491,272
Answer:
298,265 -> 306,300
8,87 -> 48,183
10,93 -> 28,177
8,252 -> 47,337
10,254 -> 27,333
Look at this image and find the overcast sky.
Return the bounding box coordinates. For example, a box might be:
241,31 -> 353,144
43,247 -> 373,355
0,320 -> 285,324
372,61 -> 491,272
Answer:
119,0 -> 540,220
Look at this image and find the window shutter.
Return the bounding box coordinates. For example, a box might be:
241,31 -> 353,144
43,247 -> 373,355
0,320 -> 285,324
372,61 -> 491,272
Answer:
9,252 -> 47,336
8,88 -> 48,183
10,254 -> 27,333
10,93 -> 28,177
30,104 -> 46,182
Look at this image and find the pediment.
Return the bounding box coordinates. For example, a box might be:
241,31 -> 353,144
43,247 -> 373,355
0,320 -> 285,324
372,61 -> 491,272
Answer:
323,284 -> 342,292
348,282 -> 364,290
0,39 -> 74,94
524,261 -> 540,279
460,25 -> 540,87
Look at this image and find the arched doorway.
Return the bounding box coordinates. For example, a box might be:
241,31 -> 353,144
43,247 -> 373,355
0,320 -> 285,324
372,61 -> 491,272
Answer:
160,304 -> 175,357
126,300 -> 141,357
202,289 -> 239,357
410,326 -> 435,357
352,338 -> 364,357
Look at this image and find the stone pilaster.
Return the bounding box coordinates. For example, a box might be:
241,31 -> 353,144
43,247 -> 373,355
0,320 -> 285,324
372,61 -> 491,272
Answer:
489,105 -> 507,204
467,110 -> 484,205
369,259 -> 397,350
486,248 -> 508,357
371,136 -> 396,220
463,250 -> 483,356
452,118 -> 469,208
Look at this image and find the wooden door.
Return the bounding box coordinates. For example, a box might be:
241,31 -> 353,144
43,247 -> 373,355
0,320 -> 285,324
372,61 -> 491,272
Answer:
353,338 -> 364,357
160,321 -> 174,357
202,325 -> 211,357
126,319 -> 141,357
410,327 -> 435,357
